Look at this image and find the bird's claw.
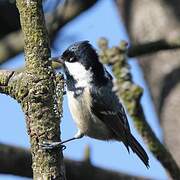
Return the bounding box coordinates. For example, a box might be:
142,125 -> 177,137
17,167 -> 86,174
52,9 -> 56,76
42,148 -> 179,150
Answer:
39,141 -> 66,150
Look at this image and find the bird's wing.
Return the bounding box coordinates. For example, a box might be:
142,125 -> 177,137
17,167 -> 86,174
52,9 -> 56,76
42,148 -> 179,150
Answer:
90,83 -> 131,150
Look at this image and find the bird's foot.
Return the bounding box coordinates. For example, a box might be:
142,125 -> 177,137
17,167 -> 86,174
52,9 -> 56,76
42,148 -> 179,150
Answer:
40,132 -> 84,150
40,141 -> 66,150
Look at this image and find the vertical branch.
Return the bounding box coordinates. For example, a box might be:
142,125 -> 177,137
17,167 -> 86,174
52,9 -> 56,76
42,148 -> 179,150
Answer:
16,0 -> 66,179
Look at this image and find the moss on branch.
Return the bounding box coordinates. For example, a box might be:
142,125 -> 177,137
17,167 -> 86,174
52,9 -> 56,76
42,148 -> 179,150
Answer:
14,0 -> 66,179
98,38 -> 180,179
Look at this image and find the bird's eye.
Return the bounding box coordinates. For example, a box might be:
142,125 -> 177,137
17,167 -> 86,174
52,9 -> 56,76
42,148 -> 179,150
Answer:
69,57 -> 77,62
62,50 -> 77,63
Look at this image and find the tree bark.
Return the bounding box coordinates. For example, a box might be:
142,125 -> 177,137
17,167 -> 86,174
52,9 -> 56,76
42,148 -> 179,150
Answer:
115,0 -> 180,168
14,0 -> 66,179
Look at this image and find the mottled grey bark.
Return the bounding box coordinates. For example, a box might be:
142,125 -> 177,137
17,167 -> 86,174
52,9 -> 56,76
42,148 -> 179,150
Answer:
0,0 -> 66,179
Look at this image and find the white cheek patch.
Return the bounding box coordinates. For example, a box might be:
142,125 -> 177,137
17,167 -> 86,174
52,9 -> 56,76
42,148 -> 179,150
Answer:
65,61 -> 93,87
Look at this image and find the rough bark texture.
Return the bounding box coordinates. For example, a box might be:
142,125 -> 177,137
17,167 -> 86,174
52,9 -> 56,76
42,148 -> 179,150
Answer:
14,0 -> 66,179
115,0 -> 180,168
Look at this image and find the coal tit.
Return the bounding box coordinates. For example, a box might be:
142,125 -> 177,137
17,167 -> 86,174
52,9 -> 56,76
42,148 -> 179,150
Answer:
43,41 -> 149,167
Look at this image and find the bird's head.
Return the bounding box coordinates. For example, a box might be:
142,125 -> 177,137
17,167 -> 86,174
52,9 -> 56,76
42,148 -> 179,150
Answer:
60,41 -> 105,85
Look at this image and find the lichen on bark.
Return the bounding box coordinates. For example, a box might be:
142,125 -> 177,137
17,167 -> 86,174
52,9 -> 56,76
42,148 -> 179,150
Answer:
98,38 -> 180,179
9,0 -> 67,179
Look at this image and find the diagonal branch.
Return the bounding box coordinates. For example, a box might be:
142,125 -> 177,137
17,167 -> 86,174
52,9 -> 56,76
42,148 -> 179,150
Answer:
0,0 -> 98,65
98,38 -> 180,180
0,143 -> 151,180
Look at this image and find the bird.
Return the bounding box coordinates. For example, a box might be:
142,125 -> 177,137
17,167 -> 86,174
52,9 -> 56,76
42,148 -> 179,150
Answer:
42,41 -> 149,168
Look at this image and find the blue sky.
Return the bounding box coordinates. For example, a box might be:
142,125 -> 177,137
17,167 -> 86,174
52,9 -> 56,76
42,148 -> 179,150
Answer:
0,1 -> 167,179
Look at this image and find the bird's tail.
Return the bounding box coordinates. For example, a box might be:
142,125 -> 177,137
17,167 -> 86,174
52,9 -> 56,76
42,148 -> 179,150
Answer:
128,134 -> 149,168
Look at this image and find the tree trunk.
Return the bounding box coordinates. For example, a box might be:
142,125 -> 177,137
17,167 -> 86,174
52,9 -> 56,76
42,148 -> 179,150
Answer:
16,0 -> 66,179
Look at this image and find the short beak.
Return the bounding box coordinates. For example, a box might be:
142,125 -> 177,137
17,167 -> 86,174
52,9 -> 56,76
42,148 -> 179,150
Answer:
57,56 -> 64,65
50,56 -> 64,65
